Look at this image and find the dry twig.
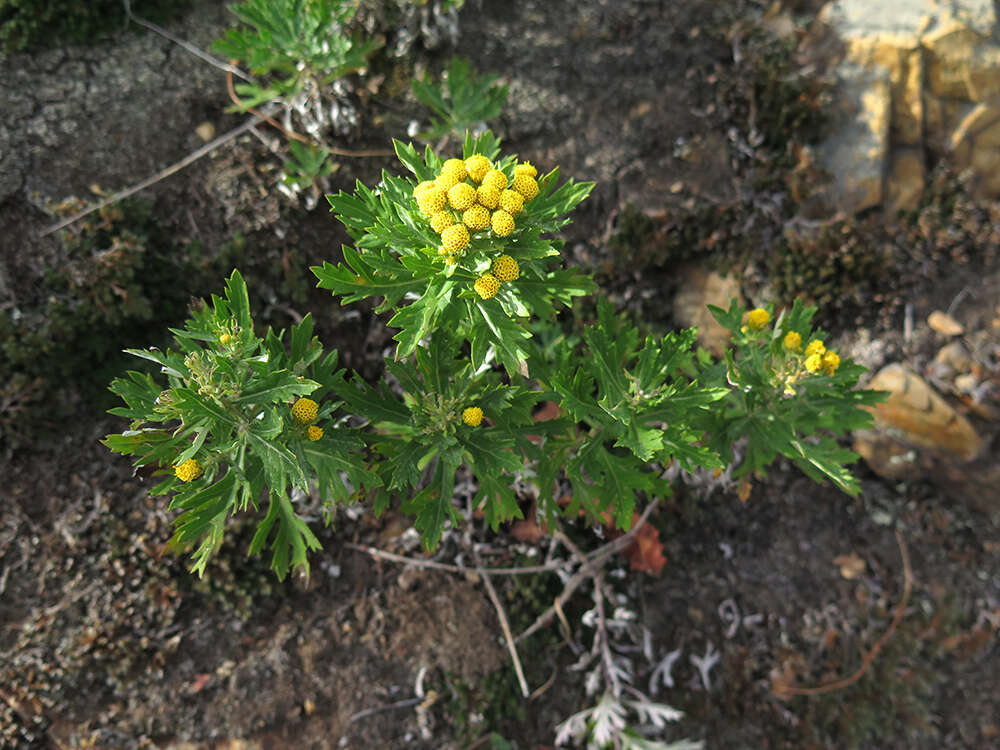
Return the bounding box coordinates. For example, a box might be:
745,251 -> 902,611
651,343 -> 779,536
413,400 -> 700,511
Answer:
476,552 -> 531,698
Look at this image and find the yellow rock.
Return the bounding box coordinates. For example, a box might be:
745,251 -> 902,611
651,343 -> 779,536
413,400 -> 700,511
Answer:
927,310 -> 964,336
886,147 -> 925,212
923,20 -> 1000,101
672,268 -> 741,357
949,103 -> 1000,196
846,37 -> 924,145
866,363 -> 983,461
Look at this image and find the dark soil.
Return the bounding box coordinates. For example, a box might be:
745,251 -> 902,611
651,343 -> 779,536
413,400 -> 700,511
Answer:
2,1 -> 998,749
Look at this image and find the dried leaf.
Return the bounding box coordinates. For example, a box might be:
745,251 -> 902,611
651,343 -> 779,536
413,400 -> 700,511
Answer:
623,512 -> 667,576
833,552 -> 866,580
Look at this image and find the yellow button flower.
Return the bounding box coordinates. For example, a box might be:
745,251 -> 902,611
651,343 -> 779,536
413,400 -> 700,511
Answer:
746,308 -> 770,330
805,339 -> 826,357
447,182 -> 477,211
429,210 -> 455,234
511,174 -> 539,201
783,331 -> 802,352
307,425 -> 324,441
477,184 -> 501,209
499,189 -> 524,215
481,169 -> 508,192
804,353 -> 822,373
474,273 -> 501,299
219,333 -> 232,346
435,171 -> 461,192
514,162 -> 538,178
174,458 -> 202,482
441,224 -> 470,254
822,351 -> 840,375
491,254 -> 520,281
441,158 -> 468,181
491,209 -> 516,237
462,406 -> 484,427
292,397 -> 319,425
416,186 -> 447,216
465,154 -> 491,183
413,180 -> 436,195
463,204 -> 491,232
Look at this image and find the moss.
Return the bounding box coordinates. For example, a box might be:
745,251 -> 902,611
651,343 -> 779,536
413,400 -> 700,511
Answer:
0,0 -> 190,55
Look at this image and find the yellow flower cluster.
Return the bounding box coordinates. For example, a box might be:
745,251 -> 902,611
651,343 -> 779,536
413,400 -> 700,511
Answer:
462,406 -> 484,427
746,308 -> 771,331
307,425 -> 324,441
414,155 -> 540,264
291,397 -> 319,425
473,255 -> 521,299
174,458 -> 202,482
788,336 -> 841,376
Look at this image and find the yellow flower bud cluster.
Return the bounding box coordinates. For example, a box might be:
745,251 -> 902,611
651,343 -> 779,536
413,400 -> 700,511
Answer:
414,155 -> 541,263
462,406 -> 484,427
791,337 -> 841,376
174,458 -> 203,482
291,397 -> 319,425
473,255 -> 521,299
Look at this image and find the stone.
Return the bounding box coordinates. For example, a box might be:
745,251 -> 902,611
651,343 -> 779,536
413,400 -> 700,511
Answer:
923,20 -> 1000,102
672,268 -> 741,357
928,310 -> 965,336
886,147 -> 926,211
815,61 -> 891,213
949,103 -> 1000,196
845,37 -> 924,145
865,363 -> 984,461
819,0 -> 996,39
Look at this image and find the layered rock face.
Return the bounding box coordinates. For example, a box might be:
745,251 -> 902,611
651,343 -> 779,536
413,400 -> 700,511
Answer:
816,0 -> 1000,213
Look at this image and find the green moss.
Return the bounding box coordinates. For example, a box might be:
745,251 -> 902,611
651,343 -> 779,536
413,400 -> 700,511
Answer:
0,0 -> 190,55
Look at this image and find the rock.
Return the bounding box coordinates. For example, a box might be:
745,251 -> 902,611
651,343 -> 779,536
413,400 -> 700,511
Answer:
928,310 -> 965,336
864,363 -> 984,461
886,147 -> 925,211
672,268 -> 741,357
949,103 -> 1000,197
815,60 -> 891,213
923,19 -> 1000,101
933,341 -> 974,373
812,0 -> 1000,210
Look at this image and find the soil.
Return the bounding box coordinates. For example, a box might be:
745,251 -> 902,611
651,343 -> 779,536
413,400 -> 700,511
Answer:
2,1 -> 999,749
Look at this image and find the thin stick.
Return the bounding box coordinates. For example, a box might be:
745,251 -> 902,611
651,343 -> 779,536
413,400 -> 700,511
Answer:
477,556 -> 531,698
349,696 -> 423,722
774,529 -> 913,697
516,499 -> 662,644
38,113 -> 266,237
344,541 -> 568,575
124,3 -> 253,82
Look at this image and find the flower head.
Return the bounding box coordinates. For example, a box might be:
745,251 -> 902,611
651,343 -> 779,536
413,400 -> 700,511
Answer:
511,174 -> 539,202
434,171 -> 461,192
447,182 -> 477,211
822,350 -> 840,375
441,224 -> 470,254
491,254 -> 520,281
474,273 -> 501,299
746,308 -> 770,331
416,185 -> 447,216
465,154 -> 491,183
219,333 -> 232,346
783,331 -> 802,352
490,209 -> 516,237
462,204 -> 491,232
804,353 -> 822,373
499,189 -> 524,215
440,158 -> 467,181
429,210 -> 455,234
307,425 -> 324,441
462,406 -> 484,427
476,184 -> 501,209
514,161 -> 538,178
292,397 -> 319,425
805,339 -> 826,357
481,169 -> 508,192
174,458 -> 202,482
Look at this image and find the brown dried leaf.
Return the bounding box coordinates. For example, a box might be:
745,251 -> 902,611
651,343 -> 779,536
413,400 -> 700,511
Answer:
833,553 -> 866,580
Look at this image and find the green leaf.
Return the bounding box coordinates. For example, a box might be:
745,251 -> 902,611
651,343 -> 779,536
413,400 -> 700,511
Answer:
403,449 -> 463,551
234,369 -> 319,405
